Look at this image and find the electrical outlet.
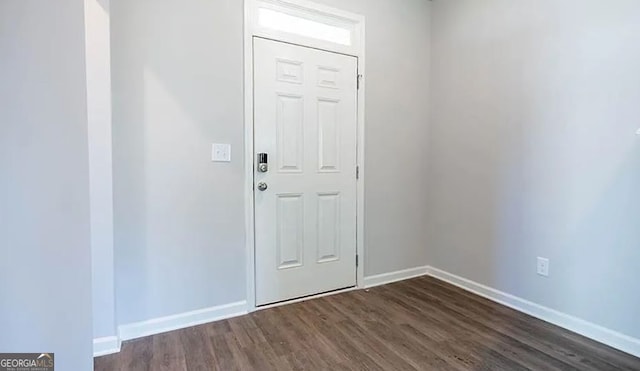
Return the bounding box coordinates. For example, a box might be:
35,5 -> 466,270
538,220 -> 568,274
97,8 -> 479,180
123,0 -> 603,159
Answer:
537,257 -> 549,277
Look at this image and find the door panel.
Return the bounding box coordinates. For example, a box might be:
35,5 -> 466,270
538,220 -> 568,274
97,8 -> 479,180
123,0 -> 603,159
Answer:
317,192 -> 340,263
276,94 -> 304,172
276,194 -> 304,269
318,98 -> 341,172
254,37 -> 358,306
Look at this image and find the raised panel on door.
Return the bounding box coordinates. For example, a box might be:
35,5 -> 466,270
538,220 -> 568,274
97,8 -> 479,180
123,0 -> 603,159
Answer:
276,194 -> 304,269
254,37 -> 358,306
317,192 -> 340,263
276,59 -> 304,84
317,98 -> 340,172
276,94 -> 304,173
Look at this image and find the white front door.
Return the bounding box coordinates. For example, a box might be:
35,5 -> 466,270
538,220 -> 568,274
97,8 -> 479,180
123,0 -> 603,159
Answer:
253,37 -> 358,306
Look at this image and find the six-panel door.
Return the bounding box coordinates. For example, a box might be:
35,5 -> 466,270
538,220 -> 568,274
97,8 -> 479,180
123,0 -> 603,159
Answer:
254,37 -> 358,306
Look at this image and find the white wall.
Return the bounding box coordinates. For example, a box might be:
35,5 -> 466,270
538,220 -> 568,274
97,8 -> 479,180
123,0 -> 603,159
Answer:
0,1 -> 94,370
85,0 -> 117,340
111,0 -> 431,325
428,0 -> 640,339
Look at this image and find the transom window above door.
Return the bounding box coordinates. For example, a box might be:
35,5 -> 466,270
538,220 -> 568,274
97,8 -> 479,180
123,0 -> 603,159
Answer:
258,8 -> 352,46
247,0 -> 364,56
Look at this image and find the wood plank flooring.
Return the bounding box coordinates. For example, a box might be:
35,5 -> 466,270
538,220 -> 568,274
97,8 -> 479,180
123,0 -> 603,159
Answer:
95,276 -> 640,370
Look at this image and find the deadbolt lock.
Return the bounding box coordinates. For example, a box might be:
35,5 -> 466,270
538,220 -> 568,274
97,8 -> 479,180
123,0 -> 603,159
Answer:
257,153 -> 268,173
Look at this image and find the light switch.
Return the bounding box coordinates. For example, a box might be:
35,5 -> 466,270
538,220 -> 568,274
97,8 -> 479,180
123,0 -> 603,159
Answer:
212,143 -> 231,162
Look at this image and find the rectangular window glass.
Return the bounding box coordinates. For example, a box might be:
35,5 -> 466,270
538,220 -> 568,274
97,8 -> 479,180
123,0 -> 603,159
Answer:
258,8 -> 352,46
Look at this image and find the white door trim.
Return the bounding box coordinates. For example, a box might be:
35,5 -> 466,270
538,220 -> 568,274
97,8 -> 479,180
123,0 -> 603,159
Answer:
244,0 -> 366,312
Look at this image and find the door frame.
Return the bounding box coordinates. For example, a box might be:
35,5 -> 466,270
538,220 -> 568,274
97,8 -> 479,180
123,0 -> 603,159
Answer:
243,0 -> 366,311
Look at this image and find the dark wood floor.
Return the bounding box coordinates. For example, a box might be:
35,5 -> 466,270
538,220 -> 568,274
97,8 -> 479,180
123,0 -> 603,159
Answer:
95,276 -> 640,370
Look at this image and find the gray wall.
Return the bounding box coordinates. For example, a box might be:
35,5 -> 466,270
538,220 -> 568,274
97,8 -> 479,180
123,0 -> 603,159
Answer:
111,0 -> 431,325
428,0 -> 640,338
0,1 -> 94,369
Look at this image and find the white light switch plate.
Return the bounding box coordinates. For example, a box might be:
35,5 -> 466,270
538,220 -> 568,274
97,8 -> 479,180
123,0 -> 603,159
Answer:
212,143 -> 231,162
537,257 -> 550,277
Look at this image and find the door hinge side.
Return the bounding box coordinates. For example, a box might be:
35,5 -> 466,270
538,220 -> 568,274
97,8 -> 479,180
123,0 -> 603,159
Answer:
357,74 -> 362,90
356,165 -> 360,180
356,254 -> 359,267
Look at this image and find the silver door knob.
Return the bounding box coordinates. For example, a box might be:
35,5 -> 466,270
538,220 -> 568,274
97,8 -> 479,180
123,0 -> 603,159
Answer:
257,182 -> 268,191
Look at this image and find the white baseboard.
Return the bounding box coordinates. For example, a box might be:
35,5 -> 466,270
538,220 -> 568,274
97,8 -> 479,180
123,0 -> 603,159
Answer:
117,301 -> 248,342
93,336 -> 121,357
364,266 -> 429,288
425,266 -> 640,358
97,267 -> 640,359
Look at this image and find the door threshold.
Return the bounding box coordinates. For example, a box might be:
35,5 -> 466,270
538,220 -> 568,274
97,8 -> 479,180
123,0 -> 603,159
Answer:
254,286 -> 357,311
